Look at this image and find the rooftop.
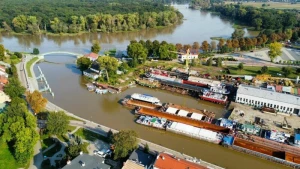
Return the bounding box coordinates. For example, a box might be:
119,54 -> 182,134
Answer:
62,153 -> 110,169
154,153 -> 207,169
128,149 -> 155,167
237,84 -> 300,106
84,52 -> 99,59
122,160 -> 144,169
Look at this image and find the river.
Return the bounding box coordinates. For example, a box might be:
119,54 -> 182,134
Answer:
11,4 -> 288,169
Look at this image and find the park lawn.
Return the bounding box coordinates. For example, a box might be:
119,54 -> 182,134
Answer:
227,66 -> 298,79
56,134 -> 69,142
75,128 -> 108,142
0,140 -> 22,169
43,143 -> 62,157
67,125 -> 77,132
26,57 -> 39,77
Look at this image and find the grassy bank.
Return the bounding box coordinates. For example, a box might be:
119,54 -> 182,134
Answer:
225,2 -> 300,9
0,140 -> 22,169
75,128 -> 108,142
26,57 -> 39,77
227,66 -> 299,79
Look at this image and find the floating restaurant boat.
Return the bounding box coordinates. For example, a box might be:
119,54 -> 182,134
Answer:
130,93 -> 162,105
166,121 -> 223,144
200,90 -> 227,104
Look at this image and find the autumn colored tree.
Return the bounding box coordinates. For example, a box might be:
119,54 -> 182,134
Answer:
192,42 -> 200,50
175,43 -> 183,51
183,44 -> 191,51
261,34 -> 268,46
252,38 -> 257,47
210,41 -> 217,52
239,38 -> 246,50
218,39 -> 225,51
26,90 -> 48,114
257,37 -> 263,46
232,39 -> 239,51
268,42 -> 282,62
270,33 -> 278,43
245,38 -> 253,50
226,39 -> 233,51
201,41 -> 210,53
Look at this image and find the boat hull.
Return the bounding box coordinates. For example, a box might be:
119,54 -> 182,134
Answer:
199,96 -> 227,104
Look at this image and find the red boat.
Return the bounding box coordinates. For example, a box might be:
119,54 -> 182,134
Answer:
200,90 -> 227,104
182,80 -> 207,87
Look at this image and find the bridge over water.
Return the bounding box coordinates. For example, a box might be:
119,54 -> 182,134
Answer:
40,51 -> 83,58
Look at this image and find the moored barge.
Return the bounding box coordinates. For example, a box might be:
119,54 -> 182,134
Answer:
200,90 -> 227,104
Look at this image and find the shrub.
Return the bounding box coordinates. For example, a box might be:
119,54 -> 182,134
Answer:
10,55 -> 17,59
14,52 -> 22,58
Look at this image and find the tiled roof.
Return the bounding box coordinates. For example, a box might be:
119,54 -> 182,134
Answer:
84,52 -> 99,59
0,76 -> 8,84
154,153 -> 207,169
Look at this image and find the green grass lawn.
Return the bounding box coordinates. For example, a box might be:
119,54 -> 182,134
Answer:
0,140 -> 22,169
74,128 -> 108,142
227,66 -> 298,79
56,134 -> 69,142
43,143 -> 62,157
26,57 -> 39,77
67,125 -> 77,132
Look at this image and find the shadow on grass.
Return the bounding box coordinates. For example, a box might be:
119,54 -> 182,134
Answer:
43,143 -> 62,157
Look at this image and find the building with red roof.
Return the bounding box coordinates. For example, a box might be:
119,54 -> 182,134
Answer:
153,153 -> 208,169
84,52 -> 99,61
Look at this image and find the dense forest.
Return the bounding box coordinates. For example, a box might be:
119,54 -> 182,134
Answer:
211,4 -> 300,31
0,0 -> 183,34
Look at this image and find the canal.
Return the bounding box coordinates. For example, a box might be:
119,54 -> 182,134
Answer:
34,54 -> 289,169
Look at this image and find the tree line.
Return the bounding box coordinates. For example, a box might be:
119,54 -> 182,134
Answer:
211,4 -> 299,31
0,0 -> 183,34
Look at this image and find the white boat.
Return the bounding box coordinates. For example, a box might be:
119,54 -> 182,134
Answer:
131,93 -> 162,105
95,88 -> 108,94
210,85 -> 230,95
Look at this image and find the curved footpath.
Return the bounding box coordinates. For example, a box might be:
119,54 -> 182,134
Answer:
17,54 -> 224,169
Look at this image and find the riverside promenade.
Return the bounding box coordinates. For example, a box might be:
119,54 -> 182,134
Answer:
19,53 -> 224,169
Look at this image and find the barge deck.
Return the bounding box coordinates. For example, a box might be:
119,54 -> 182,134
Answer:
136,107 -> 230,133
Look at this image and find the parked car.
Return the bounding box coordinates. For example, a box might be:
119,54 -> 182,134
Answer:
94,148 -> 111,158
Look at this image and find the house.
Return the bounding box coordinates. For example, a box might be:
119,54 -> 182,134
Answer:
0,75 -> 8,85
83,62 -> 101,80
0,91 -> 11,104
0,65 -> 8,78
178,49 -> 199,62
62,153 -> 110,169
122,149 -> 155,169
153,153 -> 208,169
236,84 -> 300,115
84,52 -> 99,61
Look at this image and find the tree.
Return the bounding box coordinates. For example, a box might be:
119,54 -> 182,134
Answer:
33,48 -> 39,55
91,41 -> 101,53
252,18 -> 262,30
112,130 -> 138,160
26,90 -> 48,114
210,41 -> 217,52
291,31 -> 299,41
127,43 -> 148,66
4,77 -> 26,99
218,39 -> 225,51
238,63 -> 244,71
0,44 -> 5,61
260,66 -> 268,74
296,68 -> 300,74
144,143 -> 149,153
14,52 -> 23,58
201,41 -> 209,53
97,56 -> 119,81
158,44 -> 169,60
268,42 -> 282,62
216,57 -> 222,67
192,42 -> 200,50
232,39 -> 239,51
77,57 -> 92,74
282,67 -> 292,77
183,44 -> 191,51
46,111 -> 70,136
206,57 -> 212,66
232,29 -> 245,39
175,43 -> 182,51
0,99 -> 38,165
285,29 -> 293,40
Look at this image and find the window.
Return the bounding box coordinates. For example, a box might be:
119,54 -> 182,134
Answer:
255,101 -> 257,104
280,106 -> 283,109
243,98 -> 245,101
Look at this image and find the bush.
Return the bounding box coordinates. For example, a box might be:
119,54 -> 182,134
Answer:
10,55 -> 17,59
33,48 -> 39,55
14,52 -> 22,58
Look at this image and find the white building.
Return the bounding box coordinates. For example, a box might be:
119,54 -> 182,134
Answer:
178,49 -> 199,62
236,84 -> 300,115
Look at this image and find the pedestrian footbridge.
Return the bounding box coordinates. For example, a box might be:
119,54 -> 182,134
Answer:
40,51 -> 83,58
